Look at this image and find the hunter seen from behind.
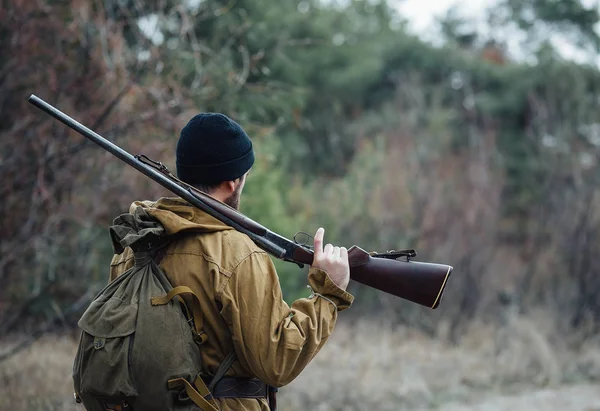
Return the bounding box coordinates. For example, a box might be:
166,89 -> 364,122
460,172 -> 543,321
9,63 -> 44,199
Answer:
1,0 -> 600,410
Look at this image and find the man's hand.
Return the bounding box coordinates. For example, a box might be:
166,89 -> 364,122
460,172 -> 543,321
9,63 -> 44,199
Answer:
311,227 -> 350,291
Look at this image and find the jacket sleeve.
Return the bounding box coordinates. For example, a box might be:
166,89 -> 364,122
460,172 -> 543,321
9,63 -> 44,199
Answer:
217,251 -> 354,387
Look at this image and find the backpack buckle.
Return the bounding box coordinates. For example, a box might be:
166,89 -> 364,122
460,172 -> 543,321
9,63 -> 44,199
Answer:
102,401 -> 131,411
192,329 -> 208,344
94,396 -> 132,411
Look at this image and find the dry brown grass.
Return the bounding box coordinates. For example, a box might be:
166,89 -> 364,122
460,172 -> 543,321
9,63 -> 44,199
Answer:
280,314 -> 600,411
0,315 -> 599,411
0,333 -> 80,411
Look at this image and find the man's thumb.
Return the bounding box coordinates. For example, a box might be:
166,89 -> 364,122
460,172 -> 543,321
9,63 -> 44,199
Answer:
313,227 -> 324,257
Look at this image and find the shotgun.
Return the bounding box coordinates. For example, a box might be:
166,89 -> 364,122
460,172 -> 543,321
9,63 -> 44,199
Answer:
28,94 -> 453,309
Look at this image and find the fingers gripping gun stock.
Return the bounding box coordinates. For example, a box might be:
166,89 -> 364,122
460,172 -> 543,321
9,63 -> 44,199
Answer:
291,243 -> 452,309
27,94 -> 453,310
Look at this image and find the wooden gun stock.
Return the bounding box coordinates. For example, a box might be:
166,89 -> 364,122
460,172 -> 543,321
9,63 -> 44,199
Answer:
347,246 -> 452,308
292,245 -> 452,308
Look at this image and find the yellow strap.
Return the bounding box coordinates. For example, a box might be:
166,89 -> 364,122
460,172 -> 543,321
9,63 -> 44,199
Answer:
168,377 -> 219,411
151,285 -> 196,305
193,375 -> 213,398
151,286 -> 207,343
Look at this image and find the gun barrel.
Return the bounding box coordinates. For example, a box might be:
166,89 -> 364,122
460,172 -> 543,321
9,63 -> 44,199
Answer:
29,95 -> 140,170
27,95 -> 287,258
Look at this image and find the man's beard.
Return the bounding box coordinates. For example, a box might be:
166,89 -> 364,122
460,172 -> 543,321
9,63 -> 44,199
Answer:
224,183 -> 243,210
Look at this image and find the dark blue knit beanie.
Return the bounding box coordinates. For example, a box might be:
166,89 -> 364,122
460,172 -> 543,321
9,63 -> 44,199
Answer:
176,113 -> 254,185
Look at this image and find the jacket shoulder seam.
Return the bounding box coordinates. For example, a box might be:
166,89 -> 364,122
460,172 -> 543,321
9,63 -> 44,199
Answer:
216,250 -> 269,297
165,250 -> 234,277
230,250 -> 268,272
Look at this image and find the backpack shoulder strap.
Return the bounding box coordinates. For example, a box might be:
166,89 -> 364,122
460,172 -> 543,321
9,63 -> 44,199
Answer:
151,285 -> 208,345
149,230 -> 237,405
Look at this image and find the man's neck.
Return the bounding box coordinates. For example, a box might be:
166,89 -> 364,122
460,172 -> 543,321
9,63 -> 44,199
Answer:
207,189 -> 229,204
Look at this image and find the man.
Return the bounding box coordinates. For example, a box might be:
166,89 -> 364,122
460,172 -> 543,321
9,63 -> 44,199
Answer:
109,112 -> 354,410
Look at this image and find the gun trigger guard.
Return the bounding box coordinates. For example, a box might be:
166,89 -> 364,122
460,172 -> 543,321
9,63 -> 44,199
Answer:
371,249 -> 417,261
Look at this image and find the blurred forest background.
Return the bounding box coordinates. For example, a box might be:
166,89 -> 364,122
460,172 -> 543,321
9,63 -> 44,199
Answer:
2,0 -> 600,410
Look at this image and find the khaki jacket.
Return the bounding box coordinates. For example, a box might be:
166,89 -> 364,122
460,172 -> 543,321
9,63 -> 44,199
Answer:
109,197 -> 354,411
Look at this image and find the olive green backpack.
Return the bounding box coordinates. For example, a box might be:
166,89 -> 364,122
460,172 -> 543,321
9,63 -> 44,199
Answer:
72,207 -> 231,411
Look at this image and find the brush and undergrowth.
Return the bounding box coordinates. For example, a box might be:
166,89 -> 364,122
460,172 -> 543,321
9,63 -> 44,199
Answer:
2,313 -> 599,411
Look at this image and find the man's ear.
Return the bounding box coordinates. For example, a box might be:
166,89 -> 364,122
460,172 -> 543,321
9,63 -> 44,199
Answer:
223,179 -> 236,194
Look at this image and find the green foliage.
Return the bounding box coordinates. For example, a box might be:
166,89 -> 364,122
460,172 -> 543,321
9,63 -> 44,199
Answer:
496,0 -> 600,51
144,0 -> 402,176
4,0 -> 600,330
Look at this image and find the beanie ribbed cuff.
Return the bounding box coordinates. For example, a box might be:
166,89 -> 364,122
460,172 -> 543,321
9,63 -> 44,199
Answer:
176,147 -> 254,184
